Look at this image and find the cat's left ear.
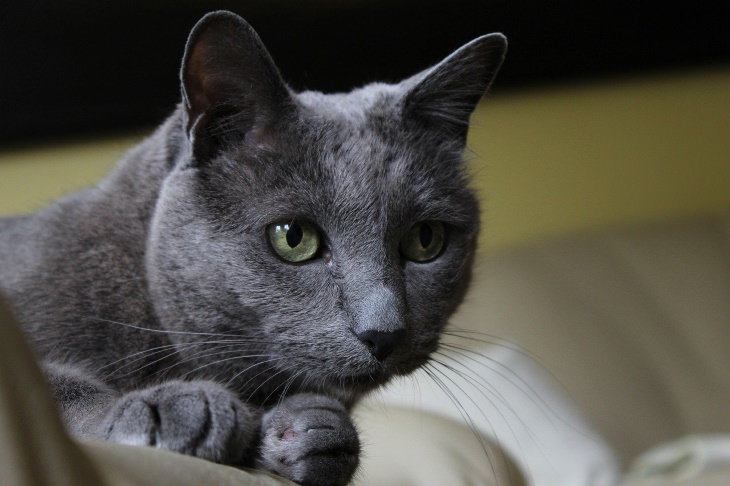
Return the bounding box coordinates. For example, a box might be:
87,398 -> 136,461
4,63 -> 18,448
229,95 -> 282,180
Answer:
180,11 -> 292,162
402,34 -> 507,143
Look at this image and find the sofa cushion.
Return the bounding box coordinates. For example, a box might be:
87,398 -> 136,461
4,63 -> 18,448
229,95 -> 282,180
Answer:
460,211 -> 730,464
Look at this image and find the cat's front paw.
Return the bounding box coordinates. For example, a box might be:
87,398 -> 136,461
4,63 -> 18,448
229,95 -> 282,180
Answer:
258,394 -> 360,486
98,380 -> 256,464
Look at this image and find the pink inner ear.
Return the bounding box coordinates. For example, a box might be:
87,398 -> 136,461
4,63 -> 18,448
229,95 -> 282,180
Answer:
184,42 -> 213,117
181,15 -> 288,154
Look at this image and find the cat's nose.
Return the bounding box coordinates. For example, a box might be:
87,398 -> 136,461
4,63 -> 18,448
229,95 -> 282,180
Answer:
356,329 -> 405,361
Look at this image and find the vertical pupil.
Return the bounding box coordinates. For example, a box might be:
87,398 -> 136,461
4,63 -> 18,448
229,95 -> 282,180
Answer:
419,223 -> 433,248
286,224 -> 303,248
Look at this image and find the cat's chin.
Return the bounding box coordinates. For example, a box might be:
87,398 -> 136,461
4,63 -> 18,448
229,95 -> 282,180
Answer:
315,371 -> 392,405
318,359 -> 427,397
304,368 -> 392,401
342,370 -> 390,390
315,361 -> 432,406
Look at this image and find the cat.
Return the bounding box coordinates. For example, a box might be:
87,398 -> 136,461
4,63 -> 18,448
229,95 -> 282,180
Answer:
0,10 -> 506,486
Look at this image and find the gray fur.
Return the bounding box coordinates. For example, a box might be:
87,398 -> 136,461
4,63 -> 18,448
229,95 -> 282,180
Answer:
0,11 -> 505,485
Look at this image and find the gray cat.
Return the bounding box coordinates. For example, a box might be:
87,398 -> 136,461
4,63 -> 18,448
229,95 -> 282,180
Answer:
0,11 -> 505,486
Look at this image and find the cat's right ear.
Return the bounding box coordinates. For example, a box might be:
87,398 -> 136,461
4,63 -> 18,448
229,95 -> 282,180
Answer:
180,11 -> 291,163
402,34 -> 507,144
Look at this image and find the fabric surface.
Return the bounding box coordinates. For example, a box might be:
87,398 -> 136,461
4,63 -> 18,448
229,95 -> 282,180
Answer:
454,211 -> 730,469
623,467 -> 730,486
370,341 -> 620,486
626,434 -> 730,482
354,405 -> 524,486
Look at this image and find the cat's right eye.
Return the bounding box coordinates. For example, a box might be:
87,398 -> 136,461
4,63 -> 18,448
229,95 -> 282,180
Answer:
267,220 -> 321,263
399,221 -> 446,262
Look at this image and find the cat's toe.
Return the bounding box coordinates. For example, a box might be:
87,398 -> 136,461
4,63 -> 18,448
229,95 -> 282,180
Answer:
100,380 -> 256,464
258,394 -> 360,486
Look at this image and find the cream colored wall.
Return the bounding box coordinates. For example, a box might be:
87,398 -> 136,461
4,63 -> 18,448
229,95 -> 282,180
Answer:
0,137 -> 136,213
468,67 -> 730,250
1,68 -> 729,252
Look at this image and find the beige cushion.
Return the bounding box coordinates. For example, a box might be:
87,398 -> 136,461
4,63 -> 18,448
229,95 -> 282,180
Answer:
624,465 -> 730,486
459,211 -> 730,465
354,405 -> 523,486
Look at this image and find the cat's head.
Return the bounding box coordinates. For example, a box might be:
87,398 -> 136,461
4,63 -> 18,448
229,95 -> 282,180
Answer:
147,11 -> 506,403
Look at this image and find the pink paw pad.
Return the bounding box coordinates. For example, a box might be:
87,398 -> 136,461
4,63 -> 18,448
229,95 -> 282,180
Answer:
280,428 -> 297,440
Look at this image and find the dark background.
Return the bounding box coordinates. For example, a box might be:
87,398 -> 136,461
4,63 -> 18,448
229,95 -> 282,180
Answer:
2,0 -> 729,146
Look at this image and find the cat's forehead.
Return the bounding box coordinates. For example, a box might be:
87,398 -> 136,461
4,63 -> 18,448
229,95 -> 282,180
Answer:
215,82 -> 472,230
291,83 -> 431,174
295,82 -> 402,126
278,84 -> 464,198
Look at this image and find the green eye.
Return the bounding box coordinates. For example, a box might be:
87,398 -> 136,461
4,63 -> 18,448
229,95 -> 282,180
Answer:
400,221 -> 445,262
267,220 -> 321,262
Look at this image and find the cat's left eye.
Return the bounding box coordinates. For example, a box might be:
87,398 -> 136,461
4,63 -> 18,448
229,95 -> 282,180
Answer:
399,221 -> 446,262
267,220 -> 321,262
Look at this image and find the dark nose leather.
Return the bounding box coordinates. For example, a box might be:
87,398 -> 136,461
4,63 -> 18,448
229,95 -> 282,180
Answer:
356,329 -> 404,361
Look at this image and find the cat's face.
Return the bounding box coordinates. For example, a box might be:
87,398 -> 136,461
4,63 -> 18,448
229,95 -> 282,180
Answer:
146,11 -> 505,403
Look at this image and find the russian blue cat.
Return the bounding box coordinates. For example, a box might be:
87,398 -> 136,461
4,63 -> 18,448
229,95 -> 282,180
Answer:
0,11 -> 505,486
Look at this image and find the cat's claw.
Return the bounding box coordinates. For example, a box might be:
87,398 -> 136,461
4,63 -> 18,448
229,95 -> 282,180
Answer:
98,380 -> 256,464
258,394 -> 360,486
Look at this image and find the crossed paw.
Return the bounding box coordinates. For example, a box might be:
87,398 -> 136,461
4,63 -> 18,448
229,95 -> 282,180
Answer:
98,381 -> 359,486
258,393 -> 360,486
